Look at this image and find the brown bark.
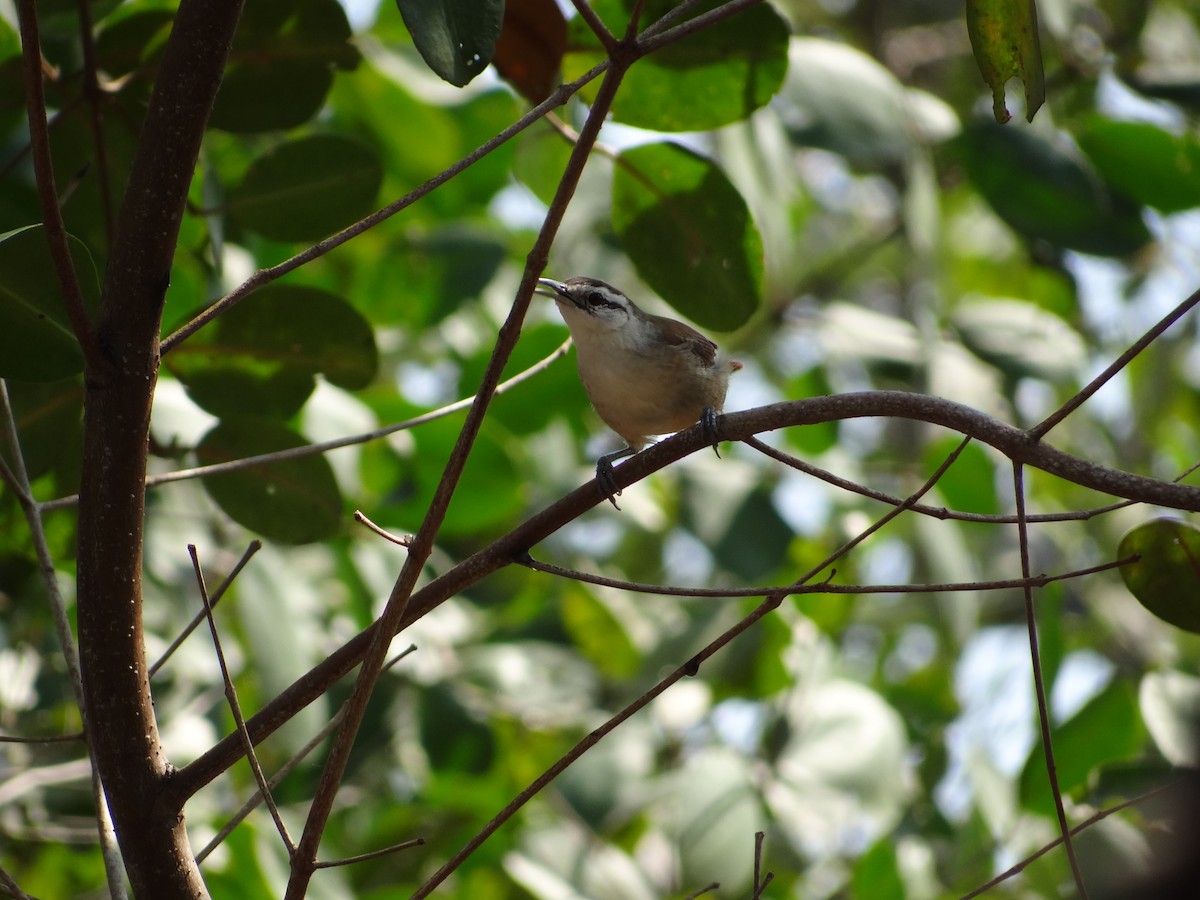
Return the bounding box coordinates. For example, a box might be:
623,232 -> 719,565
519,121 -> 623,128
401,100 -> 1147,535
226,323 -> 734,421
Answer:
74,1 -> 243,895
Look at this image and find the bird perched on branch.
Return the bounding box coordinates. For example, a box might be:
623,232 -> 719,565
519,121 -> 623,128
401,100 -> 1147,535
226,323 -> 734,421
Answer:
537,275 -> 742,508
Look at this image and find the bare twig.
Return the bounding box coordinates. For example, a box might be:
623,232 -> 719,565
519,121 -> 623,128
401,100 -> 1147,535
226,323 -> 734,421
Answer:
40,338 -> 573,512
354,510 -> 413,546
682,882 -> 720,899
189,544 -> 294,854
1030,286 -> 1200,440
74,0 -> 115,243
570,0 -> 617,51
313,838 -> 426,870
0,382 -> 126,898
960,781 -> 1179,898
1012,463 -> 1089,898
519,553 -> 1135,598
148,540 -> 261,678
14,0 -> 102,369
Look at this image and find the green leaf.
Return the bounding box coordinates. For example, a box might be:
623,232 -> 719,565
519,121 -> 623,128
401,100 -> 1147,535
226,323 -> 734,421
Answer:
228,135 -> 383,242
420,684 -> 496,773
965,0 -> 1045,123
564,0 -> 789,132
1076,117 -> 1200,214
612,142 -> 762,331
210,0 -> 359,133
852,839 -> 905,900
395,0 -> 503,87
1019,680 -> 1143,816
953,298 -> 1085,382
196,417 -> 343,544
388,225 -> 508,326
1119,519 -> 1200,633
955,120 -> 1151,257
777,38 -> 959,167
168,285 -> 377,419
0,225 -> 100,381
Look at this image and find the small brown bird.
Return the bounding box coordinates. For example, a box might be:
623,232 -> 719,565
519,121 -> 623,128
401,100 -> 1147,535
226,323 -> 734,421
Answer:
537,276 -> 742,507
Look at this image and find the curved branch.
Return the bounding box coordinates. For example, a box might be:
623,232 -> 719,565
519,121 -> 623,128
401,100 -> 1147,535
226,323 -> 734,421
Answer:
168,390 -> 1198,800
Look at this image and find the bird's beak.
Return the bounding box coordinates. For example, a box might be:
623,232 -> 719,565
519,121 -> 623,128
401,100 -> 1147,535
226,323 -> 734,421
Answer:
536,277 -> 568,300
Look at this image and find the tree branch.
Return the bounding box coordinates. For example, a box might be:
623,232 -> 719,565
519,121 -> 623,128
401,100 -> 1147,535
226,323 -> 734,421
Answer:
168,390 -> 1199,801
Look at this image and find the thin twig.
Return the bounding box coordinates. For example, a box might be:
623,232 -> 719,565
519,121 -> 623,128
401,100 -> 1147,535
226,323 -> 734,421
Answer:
959,781 -> 1179,898
74,0 -> 115,243
570,0 -> 617,50
743,435 -> 1133,525
313,838 -> 426,869
1030,285 -> 1200,440
519,553 -> 1135,598
14,0 -> 102,369
354,511 -> 413,546
40,338 -> 573,512
148,540 -> 261,678
189,544 -> 295,854
0,731 -> 85,744
1012,463 -> 1089,899
681,882 -> 720,899
0,382 -> 127,899
194,646 -> 416,866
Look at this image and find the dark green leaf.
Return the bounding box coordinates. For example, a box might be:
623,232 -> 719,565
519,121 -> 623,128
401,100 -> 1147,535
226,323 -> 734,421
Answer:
1019,680 -> 1143,816
565,0 -> 789,132
612,142 -> 762,331
210,0 -> 359,133
955,120 -> 1151,257
965,0 -> 1045,123
395,0 -> 503,87
388,225 -> 507,326
95,9 -> 173,80
1119,519 -> 1200,633
168,285 -> 377,419
420,684 -> 496,773
1076,117 -> 1200,214
196,417 -> 343,544
228,135 -> 383,242
0,226 -> 100,381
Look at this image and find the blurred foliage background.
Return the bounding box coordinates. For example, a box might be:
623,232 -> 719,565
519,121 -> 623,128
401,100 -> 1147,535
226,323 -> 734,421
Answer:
3,0 -> 1200,896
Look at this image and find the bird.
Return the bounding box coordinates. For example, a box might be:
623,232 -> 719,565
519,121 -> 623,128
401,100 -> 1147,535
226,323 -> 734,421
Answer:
536,275 -> 742,508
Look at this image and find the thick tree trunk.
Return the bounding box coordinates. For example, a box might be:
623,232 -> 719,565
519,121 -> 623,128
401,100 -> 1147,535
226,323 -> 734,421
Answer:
74,1 -> 243,895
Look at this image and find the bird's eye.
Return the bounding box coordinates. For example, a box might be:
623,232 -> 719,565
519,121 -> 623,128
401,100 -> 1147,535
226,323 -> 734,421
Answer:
586,291 -> 606,307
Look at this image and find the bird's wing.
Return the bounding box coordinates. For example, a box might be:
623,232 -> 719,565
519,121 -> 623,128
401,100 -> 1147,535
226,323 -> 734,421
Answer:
650,313 -> 719,367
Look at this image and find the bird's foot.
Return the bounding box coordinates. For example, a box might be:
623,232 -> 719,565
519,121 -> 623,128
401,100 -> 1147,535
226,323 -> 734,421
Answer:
596,458 -> 622,510
700,406 -> 724,458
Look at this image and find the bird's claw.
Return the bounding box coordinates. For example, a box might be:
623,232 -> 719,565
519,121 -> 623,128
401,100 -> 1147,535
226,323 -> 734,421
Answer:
596,459 -> 622,510
701,406 -> 723,458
